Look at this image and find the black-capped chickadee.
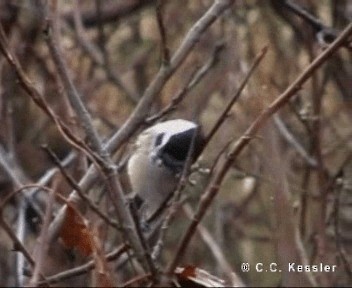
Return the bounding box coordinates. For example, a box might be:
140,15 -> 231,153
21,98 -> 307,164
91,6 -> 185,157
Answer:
127,119 -> 204,221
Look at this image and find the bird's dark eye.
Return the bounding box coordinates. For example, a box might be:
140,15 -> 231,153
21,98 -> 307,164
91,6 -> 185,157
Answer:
155,133 -> 164,147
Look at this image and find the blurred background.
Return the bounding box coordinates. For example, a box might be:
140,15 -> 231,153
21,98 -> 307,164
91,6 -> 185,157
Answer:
0,0 -> 351,286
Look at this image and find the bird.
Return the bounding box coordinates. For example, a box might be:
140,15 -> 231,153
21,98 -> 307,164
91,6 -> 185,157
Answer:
127,119 -> 205,223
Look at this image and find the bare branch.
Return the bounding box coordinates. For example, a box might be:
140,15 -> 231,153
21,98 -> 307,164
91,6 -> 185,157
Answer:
94,0 -> 140,103
155,0 -> 170,65
284,0 -> 327,32
29,186 -> 56,285
73,0 -> 103,65
0,214 -> 35,269
205,45 -> 268,146
273,115 -> 317,167
43,146 -> 120,231
282,0 -> 351,48
146,41 -> 226,124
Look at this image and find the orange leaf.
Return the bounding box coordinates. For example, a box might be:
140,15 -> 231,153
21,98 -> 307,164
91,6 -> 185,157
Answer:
59,205 -> 93,256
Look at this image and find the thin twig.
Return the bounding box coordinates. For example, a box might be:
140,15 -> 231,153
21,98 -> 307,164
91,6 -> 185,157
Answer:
0,214 -> 35,267
283,0 -> 351,49
204,45 -> 268,146
155,0 -> 170,65
73,0 -> 139,103
29,186 -> 56,286
0,145 -> 39,286
328,154 -> 352,278
73,0 -> 103,65
3,97 -> 16,157
284,0 -> 327,32
273,114 -> 317,167
94,0 -> 139,103
43,146 -> 121,231
121,273 -> 152,287
0,185 -> 51,284
309,37 -> 330,286
15,199 -> 27,286
146,42 -> 226,124
29,152 -> 77,199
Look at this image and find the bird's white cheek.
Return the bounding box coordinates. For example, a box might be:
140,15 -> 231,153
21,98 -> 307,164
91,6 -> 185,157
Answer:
128,154 -> 149,192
